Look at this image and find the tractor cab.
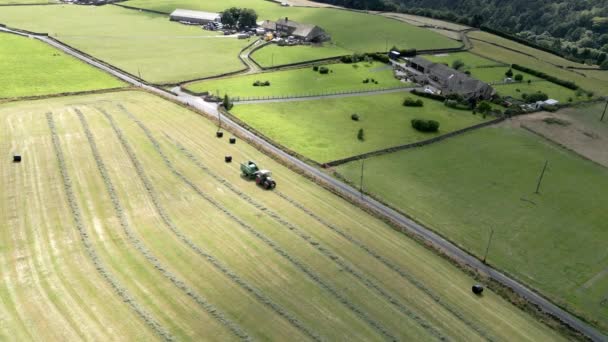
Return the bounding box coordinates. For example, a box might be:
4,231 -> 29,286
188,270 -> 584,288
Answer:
254,170 -> 276,189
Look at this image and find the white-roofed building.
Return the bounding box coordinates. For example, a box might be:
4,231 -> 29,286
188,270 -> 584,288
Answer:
170,9 -> 221,24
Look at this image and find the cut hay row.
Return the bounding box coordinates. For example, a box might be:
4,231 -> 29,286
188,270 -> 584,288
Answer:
168,138 -> 447,341
45,112 -> 174,342
119,105 -> 397,341
273,191 -> 493,341
74,108 -> 251,341
97,106 -> 322,342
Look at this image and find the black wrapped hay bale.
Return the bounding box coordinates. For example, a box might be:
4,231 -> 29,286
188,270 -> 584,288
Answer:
13,155 -> 21,163
229,137 -> 236,144
225,156 -> 232,163
472,284 -> 484,295
216,131 -> 224,138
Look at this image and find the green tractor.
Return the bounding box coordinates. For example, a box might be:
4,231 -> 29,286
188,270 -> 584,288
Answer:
240,161 -> 276,190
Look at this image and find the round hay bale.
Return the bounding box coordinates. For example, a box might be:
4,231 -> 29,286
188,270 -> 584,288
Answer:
225,156 -> 232,163
13,155 -> 21,163
216,131 -> 224,138
472,284 -> 484,295
229,137 -> 236,144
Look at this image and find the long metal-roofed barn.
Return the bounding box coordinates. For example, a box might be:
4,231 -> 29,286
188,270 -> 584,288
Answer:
169,9 -> 221,24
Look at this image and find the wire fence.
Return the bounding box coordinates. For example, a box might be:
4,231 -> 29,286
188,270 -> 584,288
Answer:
232,85 -> 414,102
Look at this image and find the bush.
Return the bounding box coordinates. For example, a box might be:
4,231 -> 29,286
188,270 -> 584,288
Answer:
362,78 -> 369,84
505,68 -> 514,78
523,92 -> 549,102
341,55 -> 353,63
313,65 -> 319,71
351,113 -> 360,121
403,97 -> 424,107
399,48 -> 417,57
411,119 -> 440,132
511,64 -> 578,90
263,80 -> 270,86
357,128 -> 365,141
476,101 -> 492,113
514,74 -> 523,81
452,59 -> 465,70
253,80 -> 260,86
319,66 -> 329,74
370,53 -> 389,64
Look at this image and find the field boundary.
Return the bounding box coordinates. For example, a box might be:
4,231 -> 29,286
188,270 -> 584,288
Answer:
0,86 -> 130,104
324,117 -> 505,167
230,85 -> 414,102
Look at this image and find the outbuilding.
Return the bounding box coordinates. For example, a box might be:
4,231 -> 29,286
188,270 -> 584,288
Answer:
170,9 -> 220,25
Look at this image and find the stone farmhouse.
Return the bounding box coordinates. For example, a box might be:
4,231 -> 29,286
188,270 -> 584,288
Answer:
260,17 -> 329,42
407,57 -> 495,100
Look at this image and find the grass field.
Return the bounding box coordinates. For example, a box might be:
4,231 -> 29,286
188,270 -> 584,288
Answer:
0,90 -> 567,340
0,33 -> 124,98
424,52 -> 504,68
125,0 -> 462,66
0,5 -> 250,84
468,33 -> 608,95
231,92 -> 489,162
251,44 -> 352,68
185,61 -> 405,98
335,124 -> 608,332
494,81 -> 581,103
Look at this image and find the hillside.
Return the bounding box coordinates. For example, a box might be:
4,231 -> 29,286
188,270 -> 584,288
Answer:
315,0 -> 608,67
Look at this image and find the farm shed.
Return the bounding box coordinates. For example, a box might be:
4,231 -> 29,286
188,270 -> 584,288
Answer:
170,9 -> 220,25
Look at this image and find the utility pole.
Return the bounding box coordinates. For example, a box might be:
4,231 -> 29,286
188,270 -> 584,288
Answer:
137,67 -> 142,80
359,159 -> 365,199
535,160 -> 549,194
601,98 -> 607,122
483,228 -> 494,264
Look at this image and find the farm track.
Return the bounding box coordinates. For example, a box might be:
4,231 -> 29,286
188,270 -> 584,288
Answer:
96,106 -> 322,342
271,194 -> 497,340
118,104 -> 398,342
46,112 -> 174,342
167,138 -> 450,341
74,108 -> 251,341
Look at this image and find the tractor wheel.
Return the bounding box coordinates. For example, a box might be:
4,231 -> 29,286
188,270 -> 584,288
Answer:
263,181 -> 271,189
270,181 -> 276,189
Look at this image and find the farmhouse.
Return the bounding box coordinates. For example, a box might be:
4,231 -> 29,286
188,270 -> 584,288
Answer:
170,9 -> 220,25
262,17 -> 329,42
406,57 -> 495,100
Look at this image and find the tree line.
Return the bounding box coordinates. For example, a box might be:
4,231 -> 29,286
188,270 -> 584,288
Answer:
313,0 -> 608,67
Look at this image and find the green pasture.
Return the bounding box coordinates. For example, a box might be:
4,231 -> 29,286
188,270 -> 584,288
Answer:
336,125 -> 608,332
0,5 -> 250,84
185,61 -> 405,98
0,32 -> 124,98
125,0 -> 462,66
231,92 -> 489,162
494,81 -> 582,103
251,44 -> 351,68
424,52 -> 503,68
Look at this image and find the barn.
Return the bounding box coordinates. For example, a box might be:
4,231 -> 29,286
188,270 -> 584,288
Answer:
169,9 -> 221,25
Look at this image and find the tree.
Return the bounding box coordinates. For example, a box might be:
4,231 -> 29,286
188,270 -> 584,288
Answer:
357,128 -> 365,141
470,14 -> 483,28
476,101 -> 492,113
220,7 -> 240,27
238,8 -> 257,30
222,94 -> 233,110
601,60 -> 608,70
514,74 -> 524,81
505,68 -> 514,78
451,59 -> 465,70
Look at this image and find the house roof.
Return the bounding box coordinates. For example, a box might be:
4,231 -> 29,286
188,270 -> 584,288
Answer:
411,57 -> 492,95
276,18 -> 322,38
170,9 -> 220,21
259,20 -> 277,31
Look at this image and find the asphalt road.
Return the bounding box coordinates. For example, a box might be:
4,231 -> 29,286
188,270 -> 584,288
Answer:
4,26 -> 606,342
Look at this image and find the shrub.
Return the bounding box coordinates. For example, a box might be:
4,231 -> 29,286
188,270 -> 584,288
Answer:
399,48 -> 417,57
351,113 -> 360,121
476,101 -> 492,113
411,119 -> 440,132
505,68 -> 514,78
403,97 -> 424,107
319,66 -> 329,74
263,81 -> 270,86
523,92 -> 549,102
371,53 -> 389,64
341,55 -> 353,63
452,59 -> 465,70
514,74 -> 523,81
362,78 -> 369,84
313,65 -> 319,71
253,80 -> 260,86
222,94 -> 233,110
357,128 -> 365,141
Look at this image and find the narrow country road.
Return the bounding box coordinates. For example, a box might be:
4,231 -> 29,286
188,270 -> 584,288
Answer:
2,26 -> 605,342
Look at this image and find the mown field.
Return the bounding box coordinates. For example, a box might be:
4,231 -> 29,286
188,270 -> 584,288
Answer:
0,90 -> 569,341
336,124 -> 608,332
185,61 -> 405,98
231,92 -> 489,162
0,32 -> 124,98
125,0 -> 462,66
0,5 -> 250,84
468,32 -> 608,95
